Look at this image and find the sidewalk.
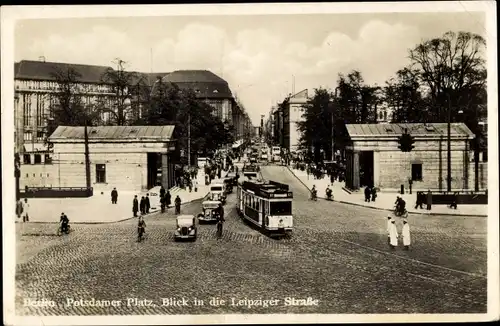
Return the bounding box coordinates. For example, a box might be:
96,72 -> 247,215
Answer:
288,167 -> 488,217
15,171 -> 211,224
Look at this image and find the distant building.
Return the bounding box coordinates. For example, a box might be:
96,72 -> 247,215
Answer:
376,102 -> 393,124
344,123 -> 486,191
158,70 -> 234,125
39,125 -> 177,192
288,89 -> 309,152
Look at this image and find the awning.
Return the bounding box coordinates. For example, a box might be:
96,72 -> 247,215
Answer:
23,143 -> 49,152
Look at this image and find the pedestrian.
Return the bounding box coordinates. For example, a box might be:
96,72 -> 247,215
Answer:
193,178 -> 198,192
175,195 -> 181,214
414,192 -> 424,209
165,190 -> 171,209
364,186 -> 371,202
22,198 -> 30,222
450,192 -> 458,209
188,179 -> 193,193
389,220 -> 398,249
145,193 -> 151,213
133,195 -> 139,217
426,189 -> 432,210
140,196 -> 146,215
16,198 -> 24,220
330,172 -> 334,185
111,187 -> 118,204
402,219 -> 411,250
160,185 -> 166,199
371,187 -> 377,202
386,215 -> 392,245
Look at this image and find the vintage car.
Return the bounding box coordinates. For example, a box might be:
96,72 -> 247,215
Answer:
174,215 -> 197,241
208,182 -> 226,204
225,172 -> 238,187
197,200 -> 221,223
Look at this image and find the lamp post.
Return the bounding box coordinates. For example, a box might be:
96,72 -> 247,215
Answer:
331,87 -> 339,161
446,93 -> 463,192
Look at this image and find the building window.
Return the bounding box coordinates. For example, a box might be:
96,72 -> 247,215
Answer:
34,154 -> 42,164
383,111 -> 387,121
45,154 -> 52,164
411,163 -> 422,181
23,154 -> 31,164
24,131 -> 32,141
37,131 -> 44,141
96,164 -> 106,183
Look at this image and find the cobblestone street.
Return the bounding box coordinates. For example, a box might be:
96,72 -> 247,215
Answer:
15,165 -> 487,315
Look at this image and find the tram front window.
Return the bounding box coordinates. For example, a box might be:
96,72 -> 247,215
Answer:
270,201 -> 292,215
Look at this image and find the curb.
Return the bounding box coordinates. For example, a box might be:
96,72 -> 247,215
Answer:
285,166 -> 487,218
16,192 -> 211,225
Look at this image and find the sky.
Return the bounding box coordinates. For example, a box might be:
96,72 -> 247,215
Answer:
14,11 -> 487,125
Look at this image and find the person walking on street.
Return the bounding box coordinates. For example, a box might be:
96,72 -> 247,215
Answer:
193,178 -> 198,192
426,189 -> 432,210
174,195 -> 182,215
364,186 -> 371,202
414,192 -> 424,209
22,198 -> 30,222
133,195 -> 139,217
145,193 -> 151,214
165,190 -> 172,209
111,188 -> 118,204
140,196 -> 146,215
402,219 -> 411,250
386,215 -> 392,245
16,198 -> 24,220
160,185 -> 166,200
389,220 -> 398,250
216,202 -> 225,238
371,187 -> 377,202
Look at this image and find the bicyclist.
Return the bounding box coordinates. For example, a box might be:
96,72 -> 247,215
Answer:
60,212 -> 70,233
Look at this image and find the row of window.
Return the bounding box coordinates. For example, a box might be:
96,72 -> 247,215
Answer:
23,154 -> 52,165
17,80 -> 113,93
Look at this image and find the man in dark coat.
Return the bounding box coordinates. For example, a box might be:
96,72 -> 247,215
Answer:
165,190 -> 172,208
426,189 -> 433,210
140,196 -> 146,215
145,193 -> 151,213
111,188 -> 118,204
414,192 -> 424,209
133,195 -> 139,217
174,195 -> 182,214
160,186 -> 166,199
371,187 -> 377,202
364,186 -> 371,202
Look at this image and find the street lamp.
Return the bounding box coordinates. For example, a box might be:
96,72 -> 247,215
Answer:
446,93 -> 463,192
331,87 -> 340,161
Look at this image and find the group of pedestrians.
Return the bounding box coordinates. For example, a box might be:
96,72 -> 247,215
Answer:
387,215 -> 411,250
16,198 -> 30,222
132,193 -> 152,217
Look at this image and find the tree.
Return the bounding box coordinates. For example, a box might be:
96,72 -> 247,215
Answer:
99,59 -> 143,125
47,67 -> 100,139
297,88 -> 332,163
408,31 -> 487,123
384,67 -> 426,123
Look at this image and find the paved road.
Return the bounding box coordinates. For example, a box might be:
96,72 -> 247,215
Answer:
15,164 -> 487,315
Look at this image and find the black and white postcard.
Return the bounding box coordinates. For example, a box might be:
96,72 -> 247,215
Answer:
2,2 -> 498,325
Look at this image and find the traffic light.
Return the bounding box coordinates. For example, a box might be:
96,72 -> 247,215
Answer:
398,131 -> 415,152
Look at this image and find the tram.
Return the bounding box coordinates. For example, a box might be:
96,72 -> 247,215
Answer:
236,179 -> 293,236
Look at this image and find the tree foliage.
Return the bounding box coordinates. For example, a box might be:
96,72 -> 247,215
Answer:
47,67 -> 101,139
143,78 -> 235,160
99,59 -> 144,125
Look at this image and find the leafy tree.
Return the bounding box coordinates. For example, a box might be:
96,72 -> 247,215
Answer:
99,59 -> 143,125
47,67 -> 100,140
297,88 -> 333,163
384,67 -> 426,123
408,31 -> 487,123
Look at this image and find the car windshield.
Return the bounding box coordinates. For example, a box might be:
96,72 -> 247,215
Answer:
177,218 -> 193,227
211,186 -> 223,191
270,201 -> 292,215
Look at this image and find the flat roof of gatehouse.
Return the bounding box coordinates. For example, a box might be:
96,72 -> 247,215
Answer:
346,123 -> 474,139
48,125 -> 175,142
